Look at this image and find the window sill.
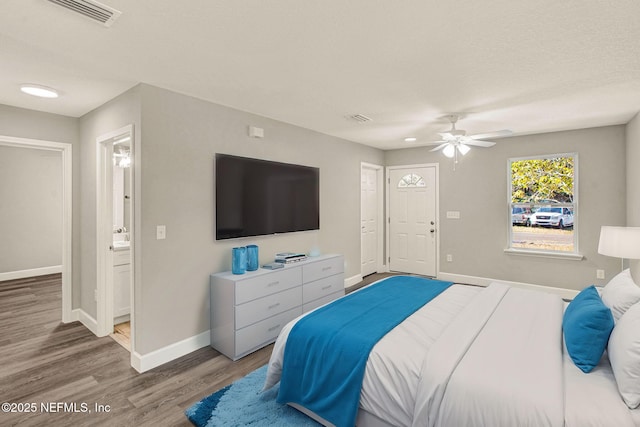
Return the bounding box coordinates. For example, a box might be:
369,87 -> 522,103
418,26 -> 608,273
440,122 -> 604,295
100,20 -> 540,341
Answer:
504,248 -> 584,261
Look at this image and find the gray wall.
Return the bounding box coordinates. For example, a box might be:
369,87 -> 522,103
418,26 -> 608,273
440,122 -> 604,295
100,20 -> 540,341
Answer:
78,86 -> 141,319
135,84 -> 383,354
386,125 -> 626,290
626,112 -> 640,280
0,145 -> 62,272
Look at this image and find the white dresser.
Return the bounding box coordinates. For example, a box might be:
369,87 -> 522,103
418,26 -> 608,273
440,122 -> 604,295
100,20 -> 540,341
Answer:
210,254 -> 344,360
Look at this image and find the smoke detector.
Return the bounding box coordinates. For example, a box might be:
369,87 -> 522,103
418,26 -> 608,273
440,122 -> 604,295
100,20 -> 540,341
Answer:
47,0 -> 122,27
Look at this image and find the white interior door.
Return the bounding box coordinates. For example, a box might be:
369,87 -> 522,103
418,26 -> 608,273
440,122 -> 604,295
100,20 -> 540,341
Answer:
388,166 -> 437,276
361,165 -> 379,276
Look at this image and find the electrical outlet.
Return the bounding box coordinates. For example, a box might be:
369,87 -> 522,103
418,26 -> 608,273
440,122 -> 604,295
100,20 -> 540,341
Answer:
596,269 -> 605,279
446,254 -> 453,262
157,225 -> 166,240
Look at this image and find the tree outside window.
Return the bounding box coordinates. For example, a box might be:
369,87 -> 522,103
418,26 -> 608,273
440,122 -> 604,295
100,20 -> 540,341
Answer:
508,154 -> 577,254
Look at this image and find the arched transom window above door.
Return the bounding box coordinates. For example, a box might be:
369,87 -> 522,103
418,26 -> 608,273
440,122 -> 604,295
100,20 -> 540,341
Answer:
397,173 -> 426,188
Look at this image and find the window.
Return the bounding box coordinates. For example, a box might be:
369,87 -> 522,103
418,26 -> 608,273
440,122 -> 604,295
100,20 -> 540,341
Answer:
508,154 -> 577,255
398,173 -> 426,188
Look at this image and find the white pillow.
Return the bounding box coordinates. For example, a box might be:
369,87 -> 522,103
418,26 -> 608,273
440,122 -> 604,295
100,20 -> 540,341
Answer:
608,302 -> 640,409
601,269 -> 640,322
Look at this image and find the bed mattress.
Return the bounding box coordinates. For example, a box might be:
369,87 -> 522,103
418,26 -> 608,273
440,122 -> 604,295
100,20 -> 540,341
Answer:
265,279 -> 640,426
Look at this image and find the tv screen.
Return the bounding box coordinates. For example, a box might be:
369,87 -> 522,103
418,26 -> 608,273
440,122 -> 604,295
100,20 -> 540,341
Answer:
215,154 -> 320,240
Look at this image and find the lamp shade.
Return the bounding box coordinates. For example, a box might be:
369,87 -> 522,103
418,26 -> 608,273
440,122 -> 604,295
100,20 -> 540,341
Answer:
598,226 -> 640,259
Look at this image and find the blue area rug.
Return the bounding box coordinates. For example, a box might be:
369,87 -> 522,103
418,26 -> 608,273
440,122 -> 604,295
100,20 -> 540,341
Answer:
185,365 -> 320,427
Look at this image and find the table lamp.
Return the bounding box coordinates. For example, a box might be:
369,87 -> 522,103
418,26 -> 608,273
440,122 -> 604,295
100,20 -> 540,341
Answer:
597,226 -> 640,271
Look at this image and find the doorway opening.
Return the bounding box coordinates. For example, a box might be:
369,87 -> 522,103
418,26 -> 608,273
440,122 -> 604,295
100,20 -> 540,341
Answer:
0,135 -> 72,323
96,125 -> 134,354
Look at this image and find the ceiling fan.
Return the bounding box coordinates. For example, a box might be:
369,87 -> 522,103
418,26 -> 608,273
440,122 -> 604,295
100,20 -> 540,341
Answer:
427,115 -> 512,163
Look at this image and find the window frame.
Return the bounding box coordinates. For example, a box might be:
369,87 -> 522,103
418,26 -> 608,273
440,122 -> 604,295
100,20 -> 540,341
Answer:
506,152 -> 582,260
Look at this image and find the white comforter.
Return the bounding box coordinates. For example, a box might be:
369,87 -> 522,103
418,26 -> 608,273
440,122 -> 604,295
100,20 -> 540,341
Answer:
265,281 -> 639,427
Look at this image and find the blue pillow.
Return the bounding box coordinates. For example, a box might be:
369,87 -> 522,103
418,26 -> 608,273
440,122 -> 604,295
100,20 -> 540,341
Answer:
563,285 -> 614,373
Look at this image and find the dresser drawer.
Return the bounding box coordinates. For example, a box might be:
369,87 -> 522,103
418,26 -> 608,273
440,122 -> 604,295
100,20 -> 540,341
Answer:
302,256 -> 344,283
236,286 -> 301,329
303,290 -> 344,313
235,306 -> 302,356
235,267 -> 301,304
303,274 -> 344,303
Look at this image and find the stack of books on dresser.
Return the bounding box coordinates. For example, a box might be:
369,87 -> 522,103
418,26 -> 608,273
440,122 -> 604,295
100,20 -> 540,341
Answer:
275,252 -> 307,264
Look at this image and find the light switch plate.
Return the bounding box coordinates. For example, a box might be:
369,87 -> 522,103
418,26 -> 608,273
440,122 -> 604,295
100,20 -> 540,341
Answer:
446,211 -> 460,219
157,225 -> 166,240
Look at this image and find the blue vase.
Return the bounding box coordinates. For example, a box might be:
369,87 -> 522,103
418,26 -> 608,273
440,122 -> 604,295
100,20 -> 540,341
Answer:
232,247 -> 247,275
246,245 -> 259,271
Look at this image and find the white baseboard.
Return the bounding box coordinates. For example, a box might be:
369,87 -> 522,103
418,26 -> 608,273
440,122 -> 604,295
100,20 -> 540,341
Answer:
131,330 -> 210,373
0,265 -> 62,282
74,309 -> 99,336
438,271 -> 579,300
344,274 -> 362,289
74,309 -> 210,374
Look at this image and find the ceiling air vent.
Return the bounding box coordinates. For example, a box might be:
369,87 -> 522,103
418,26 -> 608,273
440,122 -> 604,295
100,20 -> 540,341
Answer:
346,114 -> 373,123
47,0 -> 122,27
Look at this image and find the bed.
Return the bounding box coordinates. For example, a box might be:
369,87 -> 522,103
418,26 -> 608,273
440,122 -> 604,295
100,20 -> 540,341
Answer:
263,275 -> 640,427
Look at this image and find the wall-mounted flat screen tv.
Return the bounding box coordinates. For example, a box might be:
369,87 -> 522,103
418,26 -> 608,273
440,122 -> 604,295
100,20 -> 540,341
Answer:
215,154 -> 320,240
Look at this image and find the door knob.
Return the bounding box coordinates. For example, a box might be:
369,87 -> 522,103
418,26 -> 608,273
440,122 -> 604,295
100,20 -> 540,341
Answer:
430,229 -> 435,233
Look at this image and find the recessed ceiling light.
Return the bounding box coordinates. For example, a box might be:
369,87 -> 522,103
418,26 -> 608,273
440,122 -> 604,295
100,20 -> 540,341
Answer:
404,137 -> 417,142
20,84 -> 59,99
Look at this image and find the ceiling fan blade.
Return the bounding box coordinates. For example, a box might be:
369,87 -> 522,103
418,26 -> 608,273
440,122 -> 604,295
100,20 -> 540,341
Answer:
438,132 -> 454,139
465,140 -> 496,147
469,129 -> 513,140
429,143 -> 449,152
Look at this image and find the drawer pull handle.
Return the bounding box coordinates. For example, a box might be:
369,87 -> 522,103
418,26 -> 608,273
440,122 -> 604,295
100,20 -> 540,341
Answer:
268,303 -> 281,310
268,324 -> 281,332
321,285 -> 332,290
267,281 -> 280,287
322,266 -> 332,271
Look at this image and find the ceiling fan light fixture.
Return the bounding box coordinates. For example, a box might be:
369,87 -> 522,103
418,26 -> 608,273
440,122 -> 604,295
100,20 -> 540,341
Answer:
457,143 -> 471,155
404,137 -> 417,142
443,144 -> 455,158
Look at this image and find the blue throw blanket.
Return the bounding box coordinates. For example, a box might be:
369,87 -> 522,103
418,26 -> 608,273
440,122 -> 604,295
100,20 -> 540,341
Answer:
277,276 -> 453,427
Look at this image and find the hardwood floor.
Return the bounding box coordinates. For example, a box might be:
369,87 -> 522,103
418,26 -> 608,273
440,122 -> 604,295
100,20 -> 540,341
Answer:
110,321 -> 131,351
346,272 -> 399,293
0,274 -> 271,426
0,272 -> 395,426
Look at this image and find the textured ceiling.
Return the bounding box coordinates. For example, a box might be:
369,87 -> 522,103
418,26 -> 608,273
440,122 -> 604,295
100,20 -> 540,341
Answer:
0,0 -> 639,149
